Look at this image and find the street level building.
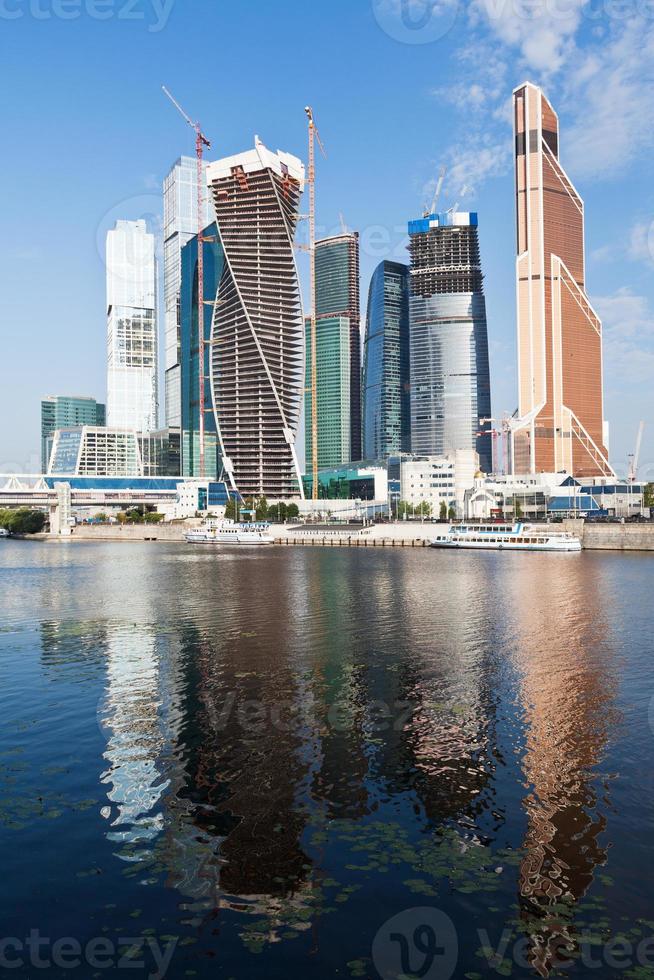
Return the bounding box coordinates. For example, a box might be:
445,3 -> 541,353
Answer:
41,395 -> 105,472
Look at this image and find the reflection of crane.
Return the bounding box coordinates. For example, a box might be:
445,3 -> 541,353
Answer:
423,165 -> 446,217
163,85 -> 212,477
304,106 -> 327,500
628,420 -> 645,483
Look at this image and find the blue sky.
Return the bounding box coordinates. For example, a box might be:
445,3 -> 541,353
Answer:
0,0 -> 652,477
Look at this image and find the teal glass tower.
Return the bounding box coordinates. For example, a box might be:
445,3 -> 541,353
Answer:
41,396 -> 105,472
362,260 -> 410,459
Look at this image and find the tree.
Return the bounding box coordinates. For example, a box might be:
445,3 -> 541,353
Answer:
224,498 -> 238,521
416,501 -> 432,518
644,484 -> 654,509
397,500 -> 414,519
514,497 -> 523,519
267,503 -> 280,523
255,496 -> 268,521
0,508 -> 46,534
439,500 -> 448,521
448,506 -> 456,521
286,502 -> 299,520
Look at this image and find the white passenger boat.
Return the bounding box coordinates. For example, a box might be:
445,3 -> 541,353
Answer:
185,519 -> 274,545
430,522 -> 581,552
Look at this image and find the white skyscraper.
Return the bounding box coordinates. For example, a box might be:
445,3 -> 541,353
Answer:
163,157 -> 212,428
106,219 -> 158,432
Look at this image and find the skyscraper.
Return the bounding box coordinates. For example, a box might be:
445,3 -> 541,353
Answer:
41,395 -> 105,472
206,138 -> 305,498
305,312 -> 351,471
163,157 -> 212,429
511,82 -> 612,477
362,260 -> 410,459
179,221 -> 223,478
106,219 -> 158,432
308,234 -> 361,464
408,211 -> 492,472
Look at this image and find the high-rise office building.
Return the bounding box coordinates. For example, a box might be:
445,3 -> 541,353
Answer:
179,221 -> 223,479
408,211 -> 492,472
206,138 -> 305,498
106,219 -> 158,432
305,313 -> 351,470
163,157 -> 212,429
305,233 -> 361,468
362,260 -> 410,459
41,395 -> 105,472
511,82 -> 612,477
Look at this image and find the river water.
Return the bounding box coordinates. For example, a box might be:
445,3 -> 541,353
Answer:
1,540 -> 653,979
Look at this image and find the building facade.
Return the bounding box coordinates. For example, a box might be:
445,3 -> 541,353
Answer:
48,426 -> 180,478
179,221 -> 223,479
41,395 -> 105,472
362,260 -> 410,459
305,233 -> 361,467
305,315 -> 351,470
163,157 -> 212,429
106,219 -> 158,433
389,450 -> 478,518
511,82 -> 612,478
206,138 -> 305,498
408,211 -> 492,472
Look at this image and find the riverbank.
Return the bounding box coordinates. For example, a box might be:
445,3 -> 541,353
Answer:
17,519 -> 654,551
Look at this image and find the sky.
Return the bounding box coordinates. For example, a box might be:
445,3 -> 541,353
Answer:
0,0 -> 652,479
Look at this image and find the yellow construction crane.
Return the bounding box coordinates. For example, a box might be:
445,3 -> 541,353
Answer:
304,106 -> 326,501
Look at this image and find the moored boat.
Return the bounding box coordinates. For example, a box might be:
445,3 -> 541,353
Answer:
185,519 -> 274,545
430,522 -> 581,552
0,528 -> 9,538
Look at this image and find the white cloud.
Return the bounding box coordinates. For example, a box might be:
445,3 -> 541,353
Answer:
594,288 -> 654,385
628,220 -> 654,266
468,0 -> 585,74
563,19 -> 654,178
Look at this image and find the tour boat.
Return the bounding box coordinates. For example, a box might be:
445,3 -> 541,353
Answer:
185,519 -> 274,546
430,522 -> 581,552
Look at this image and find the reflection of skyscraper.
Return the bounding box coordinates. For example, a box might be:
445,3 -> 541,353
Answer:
106,219 -> 158,432
206,139 -> 305,498
511,82 -> 613,478
362,260 -> 410,459
408,211 -> 492,472
163,156 -> 212,430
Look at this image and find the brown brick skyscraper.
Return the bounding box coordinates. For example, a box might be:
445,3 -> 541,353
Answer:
511,83 -> 613,478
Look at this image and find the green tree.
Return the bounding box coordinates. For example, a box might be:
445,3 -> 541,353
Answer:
144,512 -> 164,524
267,503 -> 280,523
439,500 -> 448,521
278,502 -> 288,523
644,484 -> 654,509
255,496 -> 268,521
416,501 -> 432,517
397,500 -> 414,519
514,497 -> 523,519
286,502 -> 299,520
448,506 -> 456,521
224,498 -> 238,521
0,508 -> 46,534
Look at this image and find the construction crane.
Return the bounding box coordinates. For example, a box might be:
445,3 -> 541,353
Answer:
339,212 -> 349,235
423,165 -> 446,217
304,106 -> 327,500
628,420 -> 645,483
479,416 -> 512,474
162,85 -> 212,478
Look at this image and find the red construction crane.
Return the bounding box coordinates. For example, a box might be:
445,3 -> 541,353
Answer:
304,106 -> 326,500
162,85 -> 212,478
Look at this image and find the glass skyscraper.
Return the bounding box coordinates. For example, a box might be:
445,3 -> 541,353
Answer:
408,211 -> 492,472
305,233 -> 361,469
179,221 -> 223,479
163,157 -> 212,430
362,260 -> 410,459
106,219 -> 158,433
41,395 -> 105,472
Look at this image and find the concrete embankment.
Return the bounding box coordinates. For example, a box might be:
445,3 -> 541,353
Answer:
30,520 -> 654,551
